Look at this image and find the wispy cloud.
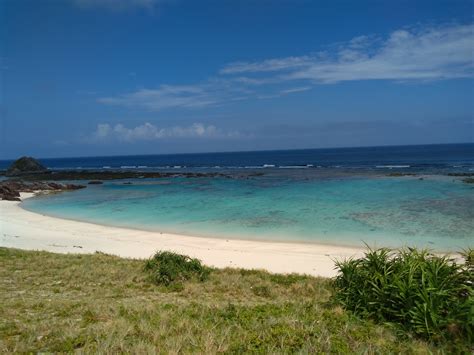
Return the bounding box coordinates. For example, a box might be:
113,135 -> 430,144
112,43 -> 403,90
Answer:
97,85 -> 218,111
257,86 -> 312,100
222,24 -> 474,83
90,122 -> 241,142
97,23 -> 473,112
97,78 -> 254,111
220,56 -> 313,75
280,86 -> 312,94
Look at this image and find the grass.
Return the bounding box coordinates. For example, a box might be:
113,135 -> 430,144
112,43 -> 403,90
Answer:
0,247 -> 471,353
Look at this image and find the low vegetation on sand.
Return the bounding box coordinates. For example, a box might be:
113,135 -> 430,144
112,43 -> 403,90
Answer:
0,247 -> 472,353
335,247 -> 473,343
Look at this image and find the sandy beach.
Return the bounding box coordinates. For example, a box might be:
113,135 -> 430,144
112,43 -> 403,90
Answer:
0,193 -> 367,277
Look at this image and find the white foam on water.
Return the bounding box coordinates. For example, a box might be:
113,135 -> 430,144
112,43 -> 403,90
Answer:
279,165 -> 309,169
376,165 -> 411,169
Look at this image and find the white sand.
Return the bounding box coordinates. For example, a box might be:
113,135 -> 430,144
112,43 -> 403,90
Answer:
0,193 -> 366,277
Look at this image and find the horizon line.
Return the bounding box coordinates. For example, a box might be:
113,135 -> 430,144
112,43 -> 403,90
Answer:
1,141 -> 473,162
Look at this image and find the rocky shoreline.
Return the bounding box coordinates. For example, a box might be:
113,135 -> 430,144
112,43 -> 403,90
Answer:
1,157 -> 472,202
0,157 -> 267,201
0,156 -> 253,181
0,180 -> 86,201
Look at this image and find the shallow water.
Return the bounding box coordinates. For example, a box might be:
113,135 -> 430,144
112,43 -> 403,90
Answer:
23,174 -> 474,251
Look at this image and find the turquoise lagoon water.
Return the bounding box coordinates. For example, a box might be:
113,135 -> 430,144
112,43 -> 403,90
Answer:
22,174 -> 474,251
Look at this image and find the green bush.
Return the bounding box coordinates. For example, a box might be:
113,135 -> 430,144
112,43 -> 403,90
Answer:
334,247 -> 473,342
463,248 -> 474,272
144,251 -> 211,287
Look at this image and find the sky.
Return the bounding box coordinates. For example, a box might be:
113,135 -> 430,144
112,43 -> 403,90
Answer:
1,0 -> 473,159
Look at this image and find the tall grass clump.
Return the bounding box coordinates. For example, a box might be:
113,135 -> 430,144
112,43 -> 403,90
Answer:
144,251 -> 211,288
334,247 -> 473,342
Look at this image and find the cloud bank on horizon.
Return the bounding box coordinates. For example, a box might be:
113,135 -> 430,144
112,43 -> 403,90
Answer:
97,23 -> 474,113
90,122 -> 242,143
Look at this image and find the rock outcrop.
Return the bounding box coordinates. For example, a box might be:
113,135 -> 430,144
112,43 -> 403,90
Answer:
6,157 -> 47,176
0,184 -> 21,201
0,180 -> 85,201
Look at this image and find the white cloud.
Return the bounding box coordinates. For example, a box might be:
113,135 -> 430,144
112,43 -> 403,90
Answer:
257,86 -> 312,100
96,23 -> 473,112
98,85 -> 218,111
220,56 -> 313,74
91,122 -> 240,142
97,79 -> 254,111
280,86 -> 312,94
222,24 -> 474,83
231,76 -> 284,86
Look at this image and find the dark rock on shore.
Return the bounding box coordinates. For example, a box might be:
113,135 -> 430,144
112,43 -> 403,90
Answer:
447,172 -> 474,177
6,157 -> 47,177
0,184 -> 21,201
0,180 -> 85,201
88,180 -> 104,185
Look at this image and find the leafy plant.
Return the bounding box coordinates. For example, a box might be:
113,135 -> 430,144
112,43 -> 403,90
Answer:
333,247 -> 473,342
144,251 -> 211,287
462,248 -> 474,272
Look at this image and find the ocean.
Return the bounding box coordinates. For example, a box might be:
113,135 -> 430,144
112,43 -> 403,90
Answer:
6,143 -> 474,251
2,143 -> 473,173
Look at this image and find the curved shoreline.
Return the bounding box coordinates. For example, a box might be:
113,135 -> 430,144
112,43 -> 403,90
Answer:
20,185 -> 468,254
20,198 -> 377,251
0,193 -> 370,277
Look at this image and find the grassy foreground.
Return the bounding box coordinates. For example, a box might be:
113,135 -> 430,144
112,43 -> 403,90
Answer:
0,248 -> 470,353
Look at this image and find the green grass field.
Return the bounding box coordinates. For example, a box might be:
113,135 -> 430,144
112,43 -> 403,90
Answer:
0,247 -> 470,353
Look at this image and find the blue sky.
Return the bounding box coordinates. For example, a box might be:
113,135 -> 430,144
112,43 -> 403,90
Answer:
1,0 -> 473,158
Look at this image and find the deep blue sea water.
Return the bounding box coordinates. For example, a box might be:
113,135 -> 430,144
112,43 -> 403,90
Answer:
8,143 -> 474,251
1,143 -> 473,173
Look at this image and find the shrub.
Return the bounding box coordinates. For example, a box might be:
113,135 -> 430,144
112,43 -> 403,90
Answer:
333,247 -> 473,342
144,251 -> 211,287
462,248 -> 474,272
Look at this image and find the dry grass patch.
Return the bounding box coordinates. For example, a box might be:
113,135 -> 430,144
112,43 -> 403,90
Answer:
0,247 -> 467,353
